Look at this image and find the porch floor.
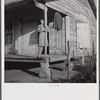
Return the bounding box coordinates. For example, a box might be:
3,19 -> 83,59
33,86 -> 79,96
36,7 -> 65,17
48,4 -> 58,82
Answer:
5,53 -> 67,63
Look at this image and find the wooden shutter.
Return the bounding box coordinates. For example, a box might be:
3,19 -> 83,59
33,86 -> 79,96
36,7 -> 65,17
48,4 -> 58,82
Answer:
77,23 -> 92,49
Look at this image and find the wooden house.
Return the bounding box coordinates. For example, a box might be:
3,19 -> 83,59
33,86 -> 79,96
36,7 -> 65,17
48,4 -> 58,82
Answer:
5,0 -> 97,78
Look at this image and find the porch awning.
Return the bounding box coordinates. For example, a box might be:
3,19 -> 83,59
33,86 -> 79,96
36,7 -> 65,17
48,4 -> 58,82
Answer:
5,0 -> 34,9
5,0 -> 58,5
88,0 -> 96,18
5,0 -> 59,10
5,0 -> 25,5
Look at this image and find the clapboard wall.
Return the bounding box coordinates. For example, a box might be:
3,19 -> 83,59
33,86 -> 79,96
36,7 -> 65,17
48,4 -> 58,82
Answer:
5,0 -> 96,55
47,0 -> 96,33
6,5 -> 67,55
47,0 -> 96,54
69,17 -> 77,52
49,17 -> 66,55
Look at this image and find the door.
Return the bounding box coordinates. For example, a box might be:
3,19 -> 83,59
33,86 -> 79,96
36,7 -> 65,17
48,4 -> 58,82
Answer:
5,21 -> 14,54
49,22 -> 62,54
77,23 -> 92,54
49,18 -> 66,55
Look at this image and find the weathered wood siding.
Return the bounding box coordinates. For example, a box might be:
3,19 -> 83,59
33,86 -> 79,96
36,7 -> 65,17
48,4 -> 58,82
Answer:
5,0 -> 96,56
61,18 -> 66,54
47,0 -> 96,27
49,17 -> 66,54
47,0 -> 96,56
69,17 -> 77,52
22,18 -> 38,55
46,0 -> 96,41
10,5 -> 44,55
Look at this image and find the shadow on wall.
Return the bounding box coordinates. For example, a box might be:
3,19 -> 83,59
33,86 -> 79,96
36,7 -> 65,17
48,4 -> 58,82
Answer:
29,30 -> 39,45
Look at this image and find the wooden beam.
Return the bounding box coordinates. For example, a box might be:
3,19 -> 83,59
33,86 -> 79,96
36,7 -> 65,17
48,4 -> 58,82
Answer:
88,0 -> 96,18
34,1 -> 45,10
33,0 -> 48,10
67,41 -> 71,79
5,58 -> 46,63
5,0 -> 33,10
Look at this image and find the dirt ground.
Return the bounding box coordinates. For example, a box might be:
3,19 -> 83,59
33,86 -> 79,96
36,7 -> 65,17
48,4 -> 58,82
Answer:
5,57 -> 96,83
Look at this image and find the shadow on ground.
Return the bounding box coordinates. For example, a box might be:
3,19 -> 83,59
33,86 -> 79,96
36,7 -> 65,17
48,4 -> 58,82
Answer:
5,60 -> 96,83
5,62 -> 40,78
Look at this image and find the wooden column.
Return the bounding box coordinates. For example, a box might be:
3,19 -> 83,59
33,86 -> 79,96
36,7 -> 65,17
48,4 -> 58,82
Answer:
40,59 -> 51,80
34,2 -> 51,81
44,4 -> 48,58
67,41 -> 71,79
82,48 -> 85,66
65,16 -> 70,55
65,16 -> 71,79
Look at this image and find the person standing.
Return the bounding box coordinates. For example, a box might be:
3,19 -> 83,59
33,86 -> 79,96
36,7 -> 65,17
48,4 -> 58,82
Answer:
37,19 -> 49,58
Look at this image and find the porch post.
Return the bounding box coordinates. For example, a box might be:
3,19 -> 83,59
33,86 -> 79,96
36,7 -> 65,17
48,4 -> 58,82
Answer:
44,4 -> 48,58
82,47 -> 85,66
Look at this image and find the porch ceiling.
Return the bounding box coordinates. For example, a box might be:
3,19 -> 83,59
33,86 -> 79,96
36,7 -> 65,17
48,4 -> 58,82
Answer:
5,0 -> 96,22
5,0 -> 59,5
5,2 -> 57,23
5,0 -> 24,5
5,0 -> 34,9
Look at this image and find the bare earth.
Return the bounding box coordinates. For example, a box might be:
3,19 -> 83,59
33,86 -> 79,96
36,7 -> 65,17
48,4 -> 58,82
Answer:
5,57 -> 96,83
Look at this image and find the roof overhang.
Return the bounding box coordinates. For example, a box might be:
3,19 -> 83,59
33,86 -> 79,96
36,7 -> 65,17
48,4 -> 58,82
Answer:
5,0 -> 34,9
5,0 -> 95,23
5,0 -> 58,5
88,0 -> 96,18
5,0 -> 59,10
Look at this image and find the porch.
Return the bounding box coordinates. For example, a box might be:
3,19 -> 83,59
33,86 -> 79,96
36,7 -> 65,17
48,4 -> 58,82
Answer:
5,53 -> 67,63
5,0 -> 95,81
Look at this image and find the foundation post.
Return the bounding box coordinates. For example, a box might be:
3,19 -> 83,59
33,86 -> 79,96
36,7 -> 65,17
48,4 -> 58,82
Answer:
39,59 -> 51,80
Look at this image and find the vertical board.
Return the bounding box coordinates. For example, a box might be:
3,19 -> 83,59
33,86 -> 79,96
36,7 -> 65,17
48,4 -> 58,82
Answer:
13,9 -> 23,54
49,22 -> 62,54
61,17 -> 66,54
91,27 -> 96,54
65,16 -> 70,55
69,17 -> 77,55
14,19 -> 18,52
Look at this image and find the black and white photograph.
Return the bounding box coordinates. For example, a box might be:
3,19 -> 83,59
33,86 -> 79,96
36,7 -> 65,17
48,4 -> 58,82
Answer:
5,0 -> 97,83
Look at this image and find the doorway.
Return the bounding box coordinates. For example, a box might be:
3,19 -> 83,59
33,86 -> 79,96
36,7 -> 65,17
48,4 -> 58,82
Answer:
5,21 -> 14,54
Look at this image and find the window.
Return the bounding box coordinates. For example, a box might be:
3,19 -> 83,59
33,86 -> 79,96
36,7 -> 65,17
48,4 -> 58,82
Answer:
5,21 -> 13,44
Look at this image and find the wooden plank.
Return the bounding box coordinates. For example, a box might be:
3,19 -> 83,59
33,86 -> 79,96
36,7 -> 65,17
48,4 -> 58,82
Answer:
5,58 -> 46,63
65,16 -> 70,55
5,54 -> 67,63
67,41 -> 71,79
49,22 -> 62,54
88,0 -> 96,18
61,17 -> 66,53
49,55 -> 67,62
81,48 -> 85,66
34,1 -> 45,10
